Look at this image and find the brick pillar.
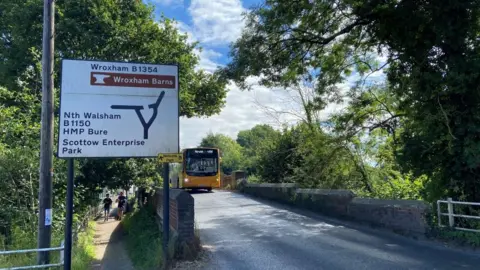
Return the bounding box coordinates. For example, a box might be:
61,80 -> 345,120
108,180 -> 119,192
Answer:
151,189 -> 195,245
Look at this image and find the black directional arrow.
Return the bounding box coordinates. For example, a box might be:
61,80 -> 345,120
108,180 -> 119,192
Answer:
111,91 -> 165,139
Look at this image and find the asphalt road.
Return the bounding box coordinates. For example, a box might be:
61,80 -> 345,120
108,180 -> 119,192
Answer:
192,190 -> 480,270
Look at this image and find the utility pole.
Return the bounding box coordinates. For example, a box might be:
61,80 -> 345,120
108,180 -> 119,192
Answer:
37,0 -> 55,265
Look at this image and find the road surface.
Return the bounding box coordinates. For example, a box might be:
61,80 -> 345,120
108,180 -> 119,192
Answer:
193,191 -> 480,270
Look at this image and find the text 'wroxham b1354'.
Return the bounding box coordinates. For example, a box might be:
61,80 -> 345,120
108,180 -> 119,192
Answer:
57,59 -> 179,158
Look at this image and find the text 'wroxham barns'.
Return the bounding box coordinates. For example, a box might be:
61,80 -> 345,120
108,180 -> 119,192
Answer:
90,64 -> 176,89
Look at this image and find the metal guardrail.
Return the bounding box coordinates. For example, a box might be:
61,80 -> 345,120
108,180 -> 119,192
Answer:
0,241 -> 64,270
437,197 -> 480,233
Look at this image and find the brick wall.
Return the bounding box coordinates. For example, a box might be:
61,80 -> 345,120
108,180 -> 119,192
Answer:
233,171 -> 246,181
241,183 -> 431,236
221,174 -> 234,189
243,183 -> 298,203
348,197 -> 430,235
221,171 -> 247,189
149,188 -> 195,245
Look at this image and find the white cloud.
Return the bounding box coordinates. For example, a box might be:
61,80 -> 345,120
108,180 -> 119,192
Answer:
196,48 -> 222,73
174,21 -> 196,44
172,21 -> 223,73
180,81 -> 295,148
179,77 -> 356,149
188,0 -> 246,45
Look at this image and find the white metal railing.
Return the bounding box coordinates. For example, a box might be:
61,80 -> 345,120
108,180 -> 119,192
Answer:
0,241 -> 64,270
437,198 -> 480,233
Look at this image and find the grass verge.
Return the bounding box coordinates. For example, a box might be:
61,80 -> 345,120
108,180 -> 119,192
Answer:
72,221 -> 97,270
433,228 -> 480,248
0,222 -> 96,269
122,206 -> 163,270
0,227 -> 62,268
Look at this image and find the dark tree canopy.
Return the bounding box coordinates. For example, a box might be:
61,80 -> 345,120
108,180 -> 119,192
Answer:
223,0 -> 480,202
236,124 -> 280,175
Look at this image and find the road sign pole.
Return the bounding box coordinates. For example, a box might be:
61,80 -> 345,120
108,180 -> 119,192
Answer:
162,162 -> 170,269
38,0 -> 55,265
64,159 -> 74,270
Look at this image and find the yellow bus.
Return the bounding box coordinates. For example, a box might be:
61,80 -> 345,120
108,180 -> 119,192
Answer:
176,147 -> 221,192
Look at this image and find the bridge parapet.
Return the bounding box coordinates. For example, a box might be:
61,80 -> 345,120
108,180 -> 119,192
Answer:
241,183 -> 430,236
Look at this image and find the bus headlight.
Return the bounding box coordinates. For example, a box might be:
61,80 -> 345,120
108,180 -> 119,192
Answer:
184,178 -> 189,182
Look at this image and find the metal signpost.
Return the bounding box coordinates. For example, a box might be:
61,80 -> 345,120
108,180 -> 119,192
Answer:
158,152 -> 183,267
57,59 -> 179,269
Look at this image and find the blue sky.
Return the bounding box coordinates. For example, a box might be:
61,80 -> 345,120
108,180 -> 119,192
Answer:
147,0 -> 256,68
144,0 -> 386,148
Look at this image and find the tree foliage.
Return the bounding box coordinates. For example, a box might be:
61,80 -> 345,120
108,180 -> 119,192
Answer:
198,133 -> 244,175
255,125 -> 303,183
206,122 -> 426,203
0,0 -> 228,246
236,124 -> 280,175
0,0 -> 227,117
223,0 -> 480,203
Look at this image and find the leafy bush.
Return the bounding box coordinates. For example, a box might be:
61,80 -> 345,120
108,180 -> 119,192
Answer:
247,174 -> 262,183
356,172 -> 427,201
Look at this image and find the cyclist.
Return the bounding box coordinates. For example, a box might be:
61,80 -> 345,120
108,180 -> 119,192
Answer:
116,192 -> 127,220
103,194 -> 112,221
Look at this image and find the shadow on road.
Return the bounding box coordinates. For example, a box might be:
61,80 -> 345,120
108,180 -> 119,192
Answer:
186,189 -> 214,195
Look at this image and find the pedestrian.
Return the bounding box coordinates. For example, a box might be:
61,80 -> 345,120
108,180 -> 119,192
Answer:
116,191 -> 127,220
103,194 -> 112,222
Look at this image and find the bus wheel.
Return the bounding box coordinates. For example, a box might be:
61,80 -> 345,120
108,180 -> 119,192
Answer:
207,188 -> 212,192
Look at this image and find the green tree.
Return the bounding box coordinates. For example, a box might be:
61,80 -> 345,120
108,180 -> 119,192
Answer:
236,124 -> 280,175
0,0 -> 231,248
0,0 -> 227,117
224,0 -> 480,203
237,124 -> 279,150
221,0 -> 380,106
0,0 -> 230,227
199,133 -> 243,174
374,1 -> 480,203
0,87 -> 41,148
255,125 -> 304,183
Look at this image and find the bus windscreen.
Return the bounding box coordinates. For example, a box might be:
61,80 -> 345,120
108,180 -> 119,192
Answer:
185,149 -> 219,176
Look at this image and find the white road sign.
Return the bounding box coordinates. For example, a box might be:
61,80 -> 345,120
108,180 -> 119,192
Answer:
57,59 -> 179,158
